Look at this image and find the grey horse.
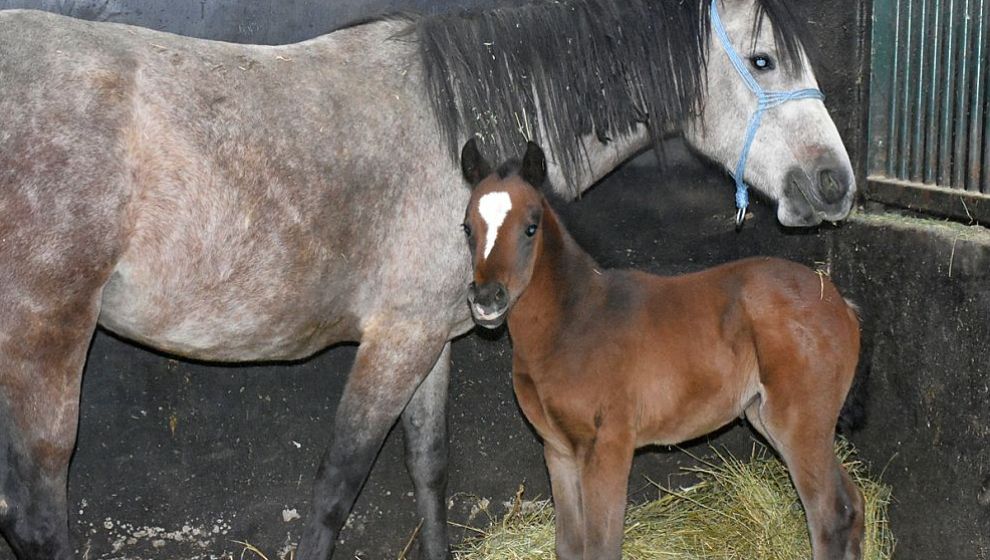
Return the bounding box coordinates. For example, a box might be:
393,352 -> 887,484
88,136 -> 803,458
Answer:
0,0 -> 854,558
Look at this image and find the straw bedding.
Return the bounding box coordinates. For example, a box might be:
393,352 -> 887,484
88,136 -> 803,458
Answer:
453,440 -> 894,560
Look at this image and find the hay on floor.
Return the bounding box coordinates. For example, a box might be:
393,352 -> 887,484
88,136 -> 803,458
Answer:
453,440 -> 894,560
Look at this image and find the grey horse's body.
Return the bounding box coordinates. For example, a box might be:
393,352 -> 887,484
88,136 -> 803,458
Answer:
6,15 -> 464,359
0,1 -> 854,559
2,15 -> 466,558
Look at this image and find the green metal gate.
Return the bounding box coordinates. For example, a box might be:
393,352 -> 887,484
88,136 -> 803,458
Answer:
867,0 -> 990,223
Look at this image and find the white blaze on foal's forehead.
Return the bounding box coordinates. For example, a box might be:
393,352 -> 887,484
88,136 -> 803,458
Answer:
477,191 -> 513,259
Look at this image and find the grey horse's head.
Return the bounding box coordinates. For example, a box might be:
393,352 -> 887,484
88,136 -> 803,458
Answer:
420,0 -> 854,227
684,0 -> 854,227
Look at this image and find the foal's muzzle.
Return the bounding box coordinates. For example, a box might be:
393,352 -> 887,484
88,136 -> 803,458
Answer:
467,282 -> 509,328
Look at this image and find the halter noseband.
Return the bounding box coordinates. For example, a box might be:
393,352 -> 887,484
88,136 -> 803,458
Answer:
709,1 -> 824,227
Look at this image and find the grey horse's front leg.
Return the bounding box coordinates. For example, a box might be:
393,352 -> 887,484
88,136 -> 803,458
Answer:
0,270 -> 102,560
402,342 -> 452,559
296,325 -> 447,560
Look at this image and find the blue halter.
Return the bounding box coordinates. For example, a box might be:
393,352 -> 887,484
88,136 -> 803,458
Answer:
709,1 -> 825,227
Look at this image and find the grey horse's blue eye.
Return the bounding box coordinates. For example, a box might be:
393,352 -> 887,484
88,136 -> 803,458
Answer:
750,54 -> 775,71
525,224 -> 538,237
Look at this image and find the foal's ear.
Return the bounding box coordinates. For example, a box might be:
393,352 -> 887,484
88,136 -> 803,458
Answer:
460,138 -> 492,186
520,141 -> 546,188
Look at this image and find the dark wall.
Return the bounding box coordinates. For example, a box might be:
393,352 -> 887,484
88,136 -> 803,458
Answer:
2,1 -> 988,559
0,0 -> 529,42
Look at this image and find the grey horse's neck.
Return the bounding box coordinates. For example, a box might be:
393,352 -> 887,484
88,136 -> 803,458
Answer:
545,124 -> 653,196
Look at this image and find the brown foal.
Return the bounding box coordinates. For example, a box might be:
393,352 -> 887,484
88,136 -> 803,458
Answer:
460,139 -> 865,560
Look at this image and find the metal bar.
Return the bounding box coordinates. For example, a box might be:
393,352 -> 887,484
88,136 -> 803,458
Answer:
924,0 -> 944,184
983,0 -> 990,194
938,0 -> 958,186
968,0 -> 988,191
911,0 -> 929,182
984,94 -> 990,193
952,0 -> 974,188
898,0 -> 915,179
886,0 -> 905,177
980,15 -> 990,195
865,175 -> 990,224
984,54 -> 990,193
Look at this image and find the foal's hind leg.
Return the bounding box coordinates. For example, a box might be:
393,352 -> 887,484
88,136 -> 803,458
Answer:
0,297 -> 100,559
297,323 -> 448,560
746,392 -> 865,560
401,342 -> 452,560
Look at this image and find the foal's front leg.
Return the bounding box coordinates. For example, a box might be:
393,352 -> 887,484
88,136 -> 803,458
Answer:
544,445 -> 584,560
578,433 -> 635,560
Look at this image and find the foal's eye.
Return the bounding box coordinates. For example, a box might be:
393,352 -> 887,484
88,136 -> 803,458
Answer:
749,54 -> 775,72
462,223 -> 472,237
525,224 -> 538,237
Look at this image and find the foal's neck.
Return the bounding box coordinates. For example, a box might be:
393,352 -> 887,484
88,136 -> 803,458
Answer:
507,201 -> 603,360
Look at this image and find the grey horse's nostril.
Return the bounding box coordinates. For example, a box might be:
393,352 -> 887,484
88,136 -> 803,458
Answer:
819,169 -> 846,204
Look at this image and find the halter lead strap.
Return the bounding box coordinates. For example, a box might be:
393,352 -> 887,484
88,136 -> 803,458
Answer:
709,1 -> 825,227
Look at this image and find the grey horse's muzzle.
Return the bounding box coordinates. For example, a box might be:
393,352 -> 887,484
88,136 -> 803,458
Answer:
778,158 -> 855,227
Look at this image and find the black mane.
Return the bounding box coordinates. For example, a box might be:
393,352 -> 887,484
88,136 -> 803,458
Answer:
415,0 -> 812,196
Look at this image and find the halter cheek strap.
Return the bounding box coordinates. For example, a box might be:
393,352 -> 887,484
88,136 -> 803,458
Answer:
709,1 -> 825,227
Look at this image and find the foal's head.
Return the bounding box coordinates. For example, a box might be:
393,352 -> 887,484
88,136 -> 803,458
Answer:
460,139 -> 547,329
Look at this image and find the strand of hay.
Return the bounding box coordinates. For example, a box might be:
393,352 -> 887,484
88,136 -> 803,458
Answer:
453,440 -> 894,560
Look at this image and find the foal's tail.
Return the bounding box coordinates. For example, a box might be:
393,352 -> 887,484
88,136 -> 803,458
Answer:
837,298 -> 871,435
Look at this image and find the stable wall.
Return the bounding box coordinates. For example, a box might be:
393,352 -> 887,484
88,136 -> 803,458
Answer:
0,0 -> 507,43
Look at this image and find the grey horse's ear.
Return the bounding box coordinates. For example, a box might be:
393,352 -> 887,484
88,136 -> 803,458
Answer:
520,141 -> 546,188
460,138 -> 491,186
